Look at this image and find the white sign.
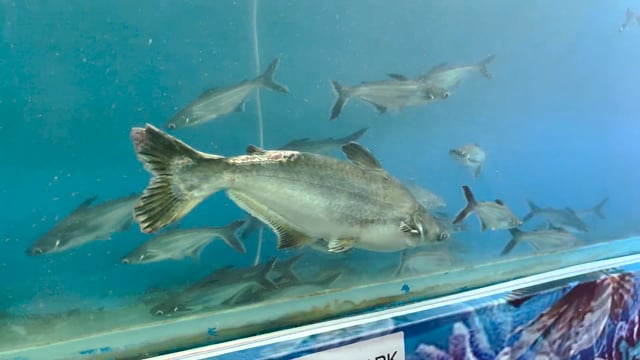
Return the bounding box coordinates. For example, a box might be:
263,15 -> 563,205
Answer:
295,331 -> 405,360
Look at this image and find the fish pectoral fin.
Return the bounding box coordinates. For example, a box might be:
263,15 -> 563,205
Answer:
327,238 -> 355,253
341,142 -> 383,169
372,103 -> 387,114
234,101 -> 246,113
474,164 -> 483,178
227,190 -> 313,250
480,219 -> 488,232
275,225 -> 314,250
187,241 -> 211,261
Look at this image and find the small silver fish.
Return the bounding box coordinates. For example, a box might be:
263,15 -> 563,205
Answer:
121,220 -> 246,265
329,78 -> 449,120
453,185 -> 522,231
449,143 -> 486,178
27,194 -> 139,255
418,54 -> 496,89
165,58 -> 289,130
500,227 -> 582,256
522,201 -> 588,233
150,258 -> 278,317
278,128 -> 368,155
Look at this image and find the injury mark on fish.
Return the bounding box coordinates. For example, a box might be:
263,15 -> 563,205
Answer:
229,151 -> 300,165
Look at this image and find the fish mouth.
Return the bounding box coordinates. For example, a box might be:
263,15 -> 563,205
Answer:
448,149 -> 465,159
26,247 -> 44,256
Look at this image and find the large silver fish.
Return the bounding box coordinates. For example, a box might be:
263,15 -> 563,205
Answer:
120,220 -> 246,265
449,143 -> 486,178
27,194 -> 139,255
165,57 -> 289,130
329,78 -> 449,120
278,128 -> 367,155
418,54 -> 496,89
130,124 -> 449,253
452,186 -> 522,231
522,200 -> 588,233
500,227 -> 582,256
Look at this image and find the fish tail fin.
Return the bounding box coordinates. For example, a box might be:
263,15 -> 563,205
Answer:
258,57 -> 289,94
521,199 -> 540,222
593,197 -> 608,219
452,185 -> 477,225
255,257 -> 279,290
130,124 -> 227,233
500,228 -> 522,256
343,127 -> 368,143
478,54 -> 496,79
218,220 -> 247,254
276,253 -> 304,285
329,80 -> 351,121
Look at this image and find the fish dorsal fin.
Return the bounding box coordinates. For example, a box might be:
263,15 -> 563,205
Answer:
72,195 -> 98,214
426,63 -> 449,74
341,142 -> 382,169
199,88 -> 219,98
495,199 -> 505,206
387,73 -> 410,81
246,145 -> 266,155
290,137 -> 311,144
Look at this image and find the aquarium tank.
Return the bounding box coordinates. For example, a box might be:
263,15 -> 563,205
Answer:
2,1 -> 640,359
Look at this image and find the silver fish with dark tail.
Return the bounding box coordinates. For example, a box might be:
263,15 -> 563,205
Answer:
165,57 -> 289,130
449,143 -> 486,178
130,124 -> 449,253
452,185 -> 521,231
121,220 -> 246,265
27,194 -> 139,255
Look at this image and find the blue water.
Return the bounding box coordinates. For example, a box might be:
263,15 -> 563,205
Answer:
1,0 -> 639,352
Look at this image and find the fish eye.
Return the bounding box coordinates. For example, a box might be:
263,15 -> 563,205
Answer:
31,248 -> 43,255
155,310 -> 164,316
167,123 -> 176,130
121,258 -> 130,264
439,232 -> 450,241
442,92 -> 450,99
